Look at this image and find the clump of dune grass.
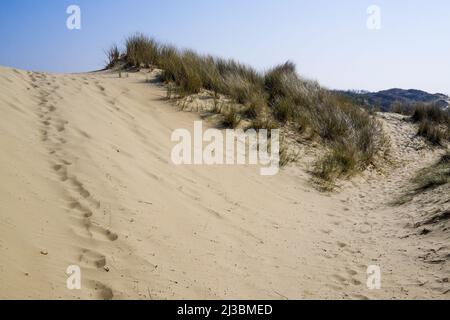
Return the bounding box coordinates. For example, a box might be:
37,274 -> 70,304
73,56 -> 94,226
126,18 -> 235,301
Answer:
240,91 -> 267,119
314,143 -> 357,181
279,138 -> 299,167
158,48 -> 207,96
413,152 -> 450,192
417,120 -> 448,146
221,105 -> 240,128
265,62 -> 302,122
125,33 -> 159,68
109,33 -> 387,183
312,110 -> 385,182
391,101 -> 414,115
105,44 -> 120,69
395,152 -> 450,205
262,62 -> 385,181
410,103 -> 450,146
249,115 -> 278,131
411,103 -> 450,124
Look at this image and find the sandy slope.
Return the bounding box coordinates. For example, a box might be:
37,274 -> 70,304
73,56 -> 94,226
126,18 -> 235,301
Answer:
0,66 -> 448,299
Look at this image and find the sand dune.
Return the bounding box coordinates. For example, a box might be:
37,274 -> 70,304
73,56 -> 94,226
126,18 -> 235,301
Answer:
0,66 -> 448,299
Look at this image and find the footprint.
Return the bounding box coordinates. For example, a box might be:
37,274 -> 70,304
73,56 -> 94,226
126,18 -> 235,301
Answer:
95,83 -> 106,93
346,268 -> 358,276
61,159 -> 72,166
76,129 -> 91,139
90,224 -> 119,241
40,129 -> 48,141
72,217 -> 118,242
53,164 -> 68,181
79,249 -> 106,268
332,274 -> 348,285
326,283 -> 344,291
69,178 -> 90,198
67,199 -> 93,218
337,241 -> 348,248
88,280 -> 114,300
352,294 -> 370,300
55,120 -> 68,132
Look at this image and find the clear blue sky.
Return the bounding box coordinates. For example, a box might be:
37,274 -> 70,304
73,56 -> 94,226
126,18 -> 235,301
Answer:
1,0 -> 449,94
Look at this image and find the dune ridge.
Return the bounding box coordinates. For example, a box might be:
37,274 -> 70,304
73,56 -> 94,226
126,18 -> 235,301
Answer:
0,66 -> 448,299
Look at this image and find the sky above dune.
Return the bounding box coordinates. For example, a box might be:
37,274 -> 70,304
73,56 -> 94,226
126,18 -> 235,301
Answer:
0,0 -> 449,94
